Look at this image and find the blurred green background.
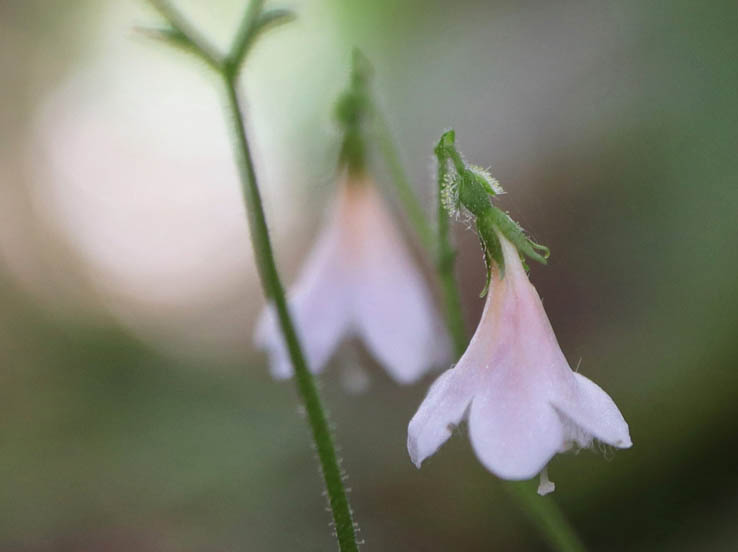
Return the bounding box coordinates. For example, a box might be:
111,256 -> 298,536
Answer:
1,0 -> 737,550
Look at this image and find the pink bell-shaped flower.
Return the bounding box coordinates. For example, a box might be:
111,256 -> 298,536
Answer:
408,233 -> 631,492
255,174 -> 449,386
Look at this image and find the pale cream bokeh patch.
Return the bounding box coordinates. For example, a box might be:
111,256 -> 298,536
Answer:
25,1 -> 345,360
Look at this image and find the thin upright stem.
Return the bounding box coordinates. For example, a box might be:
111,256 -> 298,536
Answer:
144,1 -> 360,549
221,72 -> 359,552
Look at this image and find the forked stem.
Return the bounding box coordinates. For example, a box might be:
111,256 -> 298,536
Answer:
144,2 -> 359,550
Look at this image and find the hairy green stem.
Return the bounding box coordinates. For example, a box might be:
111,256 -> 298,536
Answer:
221,72 -> 358,552
144,2 -> 359,550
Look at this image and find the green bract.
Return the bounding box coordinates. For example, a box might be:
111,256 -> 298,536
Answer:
334,49 -> 373,173
435,130 -> 550,296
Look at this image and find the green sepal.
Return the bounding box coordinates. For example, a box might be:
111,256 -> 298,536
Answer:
432,128 -> 551,290
435,129 -> 456,158
489,207 -> 549,266
458,170 -> 492,218
337,130 -> 366,174
474,173 -> 498,196
334,89 -> 370,130
334,49 -> 374,174
468,165 -> 504,196
529,240 -> 551,260
478,235 -> 492,298
334,91 -> 367,171
476,215 -> 504,296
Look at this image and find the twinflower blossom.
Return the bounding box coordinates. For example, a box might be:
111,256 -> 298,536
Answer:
408,233 -> 631,493
255,174 -> 449,385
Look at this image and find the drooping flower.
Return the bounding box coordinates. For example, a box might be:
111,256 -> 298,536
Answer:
255,174 -> 449,386
408,233 -> 631,493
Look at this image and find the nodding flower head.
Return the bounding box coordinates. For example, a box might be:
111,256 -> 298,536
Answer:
256,53 -> 450,388
255,173 -> 450,388
408,233 -> 631,493
411,131 -> 631,493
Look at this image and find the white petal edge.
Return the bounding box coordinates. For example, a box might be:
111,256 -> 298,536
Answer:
553,372 -> 632,449
407,366 -> 473,467
352,187 -> 450,383
253,198 -> 352,379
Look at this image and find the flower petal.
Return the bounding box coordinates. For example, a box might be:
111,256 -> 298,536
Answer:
253,205 -> 351,379
351,187 -> 449,383
468,382 -> 565,480
254,282 -> 350,379
554,372 -> 632,449
407,366 -> 473,468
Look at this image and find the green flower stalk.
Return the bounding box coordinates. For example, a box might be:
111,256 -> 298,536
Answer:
141,2 -> 359,550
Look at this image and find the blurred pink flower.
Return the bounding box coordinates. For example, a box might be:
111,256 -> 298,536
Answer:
255,174 -> 449,386
408,233 -> 631,493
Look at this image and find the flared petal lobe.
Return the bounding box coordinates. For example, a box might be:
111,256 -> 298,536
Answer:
554,373 -> 632,449
468,382 -> 565,479
464,236 -> 574,478
407,366 -> 473,467
351,184 -> 450,383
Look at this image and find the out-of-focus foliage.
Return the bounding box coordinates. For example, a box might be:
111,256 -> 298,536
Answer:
1,0 -> 736,550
